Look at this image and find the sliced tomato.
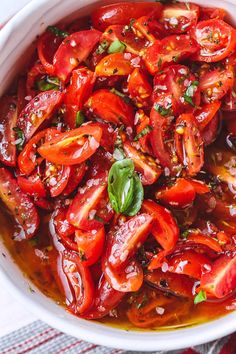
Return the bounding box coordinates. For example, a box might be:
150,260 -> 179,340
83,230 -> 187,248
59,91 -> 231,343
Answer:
156,178 -> 196,208
132,15 -> 160,43
143,35 -> 198,74
200,7 -> 226,21
222,78 -> 236,111
53,30 -> 101,81
34,197 -> 54,211
201,113 -> 219,146
38,124 -> 102,165
95,122 -> 117,153
91,2 -> 163,31
142,200 -> 179,253
127,68 -> 152,108
17,172 -> 46,198
199,67 -> 234,103
201,254 -> 236,298
95,53 -> 140,76
64,67 -> 95,128
17,90 -> 63,141
85,89 -> 134,127
82,275 -> 124,319
66,174 -> 107,230
175,113 -> 204,176
52,207 -> 77,250
45,163 -> 71,197
159,3 -> 199,34
123,140 -> 161,185
195,101 -> 221,130
62,250 -> 94,314
17,77 -> 27,114
103,257 -> 143,292
0,168 -> 39,239
105,213 -> 153,270
75,226 -> 105,266
188,179 -> 210,194
135,110 -> 153,154
191,19 -> 236,62
0,96 -> 17,167
62,163 -> 87,196
26,62 -> 47,97
187,232 -> 222,253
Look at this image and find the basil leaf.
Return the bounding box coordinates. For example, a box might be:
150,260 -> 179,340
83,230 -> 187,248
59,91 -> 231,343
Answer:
154,103 -> 172,116
47,26 -> 69,38
194,290 -> 207,305
37,76 -> 60,91
108,159 -> 134,213
125,173 -> 144,216
184,81 -> 199,107
76,111 -> 85,127
108,40 -> 126,54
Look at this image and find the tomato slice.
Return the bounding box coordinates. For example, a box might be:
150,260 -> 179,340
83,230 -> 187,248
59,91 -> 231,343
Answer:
201,254 -> 236,298
143,35 -> 198,74
142,200 -> 179,254
105,213 -> 153,270
0,96 -> 17,167
52,207 -> 77,250
188,179 -> 210,194
53,30 -> 101,81
62,250 -> 94,314
95,122 -> 117,153
62,163 -> 87,196
17,171 -> 46,198
132,15 -> 160,43
85,89 -> 134,127
95,53 -> 139,76
201,113 -> 219,146
222,79 -> 236,111
0,168 -> 39,239
38,124 -> 102,165
45,163 -> 71,197
127,68 -> 152,108
200,7 -> 226,21
156,178 -> 196,208
135,110 -> 153,155
17,90 -> 64,141
195,101 -> 221,130
26,62 -> 47,97
191,19 -> 236,62
17,77 -> 27,114
175,113 -> 204,176
123,140 -> 162,185
187,232 -> 222,253
82,275 -> 124,319
91,2 -> 163,31
75,226 -> 105,266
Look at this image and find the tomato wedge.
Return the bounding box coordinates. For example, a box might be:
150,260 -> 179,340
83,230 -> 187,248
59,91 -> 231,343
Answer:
38,124 -> 102,165
53,30 -> 101,81
0,96 -> 17,167
95,53 -> 139,76
17,171 -> 46,198
62,163 -> 87,196
195,101 -> 221,130
135,110 -> 153,155
62,250 -> 94,314
17,90 -> 64,141
45,163 -> 71,197
0,168 -> 39,239
187,232 -> 222,253
52,207 -> 77,250
127,68 -> 152,108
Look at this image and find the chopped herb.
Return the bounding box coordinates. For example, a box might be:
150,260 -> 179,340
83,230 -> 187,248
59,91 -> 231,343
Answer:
96,40 -> 109,54
157,57 -> 163,69
184,81 -> 199,106
154,103 -> 172,116
194,290 -> 207,304
172,55 -> 179,62
181,230 -> 190,239
136,294 -> 148,309
94,215 -> 104,223
232,90 -> 236,98
13,127 -> 25,151
76,111 -> 85,127
78,249 -> 87,262
110,88 -> 131,104
47,26 -> 69,38
108,40 -> 126,54
28,285 -> 35,294
134,125 -> 153,141
113,132 -> 125,161
37,76 -> 60,91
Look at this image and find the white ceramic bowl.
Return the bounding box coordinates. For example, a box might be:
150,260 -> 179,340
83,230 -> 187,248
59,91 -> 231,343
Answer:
0,0 -> 236,351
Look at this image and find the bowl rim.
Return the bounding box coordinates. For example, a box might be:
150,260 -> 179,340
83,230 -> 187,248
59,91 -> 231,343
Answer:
0,0 -> 236,351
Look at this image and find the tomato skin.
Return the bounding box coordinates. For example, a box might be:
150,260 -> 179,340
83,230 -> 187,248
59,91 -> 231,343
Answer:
142,200 -> 179,254
17,90 -> 64,141
105,214 -> 153,270
45,163 -> 71,197
82,275 -> 124,319
201,254 -> 236,298
37,31 -> 63,75
95,53 -> 139,76
91,2 -> 163,31
127,68 -> 152,108
175,113 -> 204,176
0,168 -> 39,239
17,173 -> 46,198
156,178 -> 196,209
123,141 -> 161,186
38,124 -> 102,165
188,179 -> 210,194
53,30 -> 102,82
195,101 -> 221,130
52,207 -> 77,250
191,19 -> 236,62
187,232 -> 222,253
62,163 -> 87,196
200,7 -> 226,21
0,96 -> 17,167
85,89 -> 134,127
135,110 -> 153,155
62,250 -> 94,314
75,226 -> 105,266
201,113 -> 219,146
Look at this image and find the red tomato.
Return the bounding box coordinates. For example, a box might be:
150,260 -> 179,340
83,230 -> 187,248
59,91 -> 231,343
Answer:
156,178 -> 196,208
34,197 -> 54,211
159,3 -> 199,34
142,200 -> 179,253
187,232 -> 222,253
82,275 -> 124,319
103,257 -> 143,292
62,163 -> 87,196
226,119 -> 236,135
94,190 -> 114,224
105,214 -> 153,270
17,90 -> 64,141
95,122 -> 117,153
52,207 -> 77,250
17,172 -> 46,198
66,174 -> 107,230
135,110 -> 153,155
62,250 -> 94,314
127,68 -> 152,108
168,250 -> 212,279
85,89 -> 134,127
64,67 -> 95,128
38,124 -> 102,165
199,67 -> 234,103
0,168 -> 39,239
201,113 -> 219,146
75,226 -> 105,266
123,140 -> 162,185
175,113 -> 204,176
45,163 -> 71,197
0,96 -> 17,167
17,77 -> 27,114
201,254 -> 236,298
188,179 -> 210,194
26,62 -> 47,97
143,35 -> 198,74
195,101 -> 221,130
53,30 -> 101,81
200,7 -> 226,21
95,53 -> 140,76
91,2 -> 163,31
191,19 -> 236,62
132,15 -> 160,43
222,79 -> 236,111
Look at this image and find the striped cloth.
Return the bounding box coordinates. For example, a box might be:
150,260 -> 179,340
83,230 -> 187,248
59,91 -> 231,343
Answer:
0,320 -> 235,354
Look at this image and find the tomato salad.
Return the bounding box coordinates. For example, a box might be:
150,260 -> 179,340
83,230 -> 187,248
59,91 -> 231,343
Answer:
0,1 -> 236,329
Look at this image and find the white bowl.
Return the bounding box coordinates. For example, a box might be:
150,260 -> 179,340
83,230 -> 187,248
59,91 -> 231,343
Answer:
0,0 -> 236,351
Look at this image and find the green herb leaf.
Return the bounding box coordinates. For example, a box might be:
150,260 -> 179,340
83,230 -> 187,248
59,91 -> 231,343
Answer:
76,111 -> 85,127
154,103 -> 172,116
110,88 -> 131,104
13,127 -> 25,151
96,40 -> 109,54
184,81 -> 199,106
181,230 -> 190,239
78,249 -> 87,262
37,76 -> 60,91
108,40 -> 126,54
47,26 -> 69,38
125,172 -> 144,216
134,125 -> 153,141
194,290 -> 207,305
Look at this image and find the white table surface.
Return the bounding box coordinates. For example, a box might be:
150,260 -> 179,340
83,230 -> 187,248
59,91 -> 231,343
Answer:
0,0 -> 37,337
